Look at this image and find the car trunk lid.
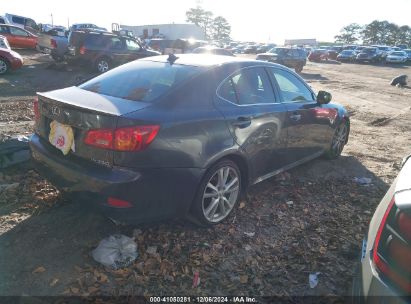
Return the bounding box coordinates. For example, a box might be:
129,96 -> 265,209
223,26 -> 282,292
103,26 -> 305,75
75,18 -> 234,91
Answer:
36,86 -> 151,167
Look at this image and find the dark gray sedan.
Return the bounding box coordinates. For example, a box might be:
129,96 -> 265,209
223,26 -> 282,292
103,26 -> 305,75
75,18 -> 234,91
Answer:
30,54 -> 350,226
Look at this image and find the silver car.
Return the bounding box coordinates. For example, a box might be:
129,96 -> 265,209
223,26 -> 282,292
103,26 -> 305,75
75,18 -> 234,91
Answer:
353,154 -> 411,301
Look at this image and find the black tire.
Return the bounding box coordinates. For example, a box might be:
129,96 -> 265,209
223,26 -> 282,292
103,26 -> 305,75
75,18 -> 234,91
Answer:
190,159 -> 242,227
324,119 -> 349,159
0,57 -> 9,75
295,64 -> 303,73
95,57 -> 111,73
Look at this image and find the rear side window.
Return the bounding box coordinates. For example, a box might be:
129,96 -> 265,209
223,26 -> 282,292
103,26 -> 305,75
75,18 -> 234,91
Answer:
0,25 -> 9,34
218,67 -> 276,105
85,34 -> 108,47
0,18 -> 5,24
79,60 -> 204,102
10,27 -> 28,36
12,16 -> 24,25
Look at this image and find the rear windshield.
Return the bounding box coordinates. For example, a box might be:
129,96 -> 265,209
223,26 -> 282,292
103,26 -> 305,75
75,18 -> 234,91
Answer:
79,60 -> 204,102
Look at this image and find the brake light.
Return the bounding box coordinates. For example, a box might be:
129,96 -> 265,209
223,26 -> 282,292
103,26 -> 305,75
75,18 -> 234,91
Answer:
398,212 -> 411,241
33,97 -> 40,123
107,197 -> 132,208
50,39 -> 57,49
373,198 -> 411,293
84,126 -> 159,151
79,46 -> 86,55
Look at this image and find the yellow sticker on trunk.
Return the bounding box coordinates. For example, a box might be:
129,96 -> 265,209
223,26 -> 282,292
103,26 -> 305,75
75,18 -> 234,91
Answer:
49,121 -> 75,155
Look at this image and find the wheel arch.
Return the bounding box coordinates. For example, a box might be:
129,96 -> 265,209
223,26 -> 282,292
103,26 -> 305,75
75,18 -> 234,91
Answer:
203,151 -> 250,192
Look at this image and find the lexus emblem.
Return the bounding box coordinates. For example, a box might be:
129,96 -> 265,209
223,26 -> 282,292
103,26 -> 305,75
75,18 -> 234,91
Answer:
51,105 -> 61,117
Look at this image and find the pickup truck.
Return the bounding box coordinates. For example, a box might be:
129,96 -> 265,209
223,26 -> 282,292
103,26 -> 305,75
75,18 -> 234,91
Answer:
36,28 -> 68,62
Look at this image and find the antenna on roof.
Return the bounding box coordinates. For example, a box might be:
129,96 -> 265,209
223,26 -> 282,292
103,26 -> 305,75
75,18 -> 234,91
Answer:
167,53 -> 179,65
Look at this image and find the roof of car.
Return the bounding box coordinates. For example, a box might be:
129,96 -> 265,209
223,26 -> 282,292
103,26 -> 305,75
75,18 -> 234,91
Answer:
141,54 -> 260,67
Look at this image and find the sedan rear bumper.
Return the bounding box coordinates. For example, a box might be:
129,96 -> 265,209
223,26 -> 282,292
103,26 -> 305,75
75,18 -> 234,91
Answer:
29,133 -> 204,223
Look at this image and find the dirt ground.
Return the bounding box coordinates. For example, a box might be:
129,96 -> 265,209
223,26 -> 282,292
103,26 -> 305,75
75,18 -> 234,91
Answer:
0,51 -> 410,298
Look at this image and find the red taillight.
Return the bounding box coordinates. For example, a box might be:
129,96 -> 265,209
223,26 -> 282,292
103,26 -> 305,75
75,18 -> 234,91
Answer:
107,197 -> 132,208
33,97 -> 40,123
79,46 -> 86,55
84,126 -> 159,151
50,39 -> 57,49
84,129 -> 113,149
398,212 -> 411,241
373,198 -> 411,293
388,239 -> 411,273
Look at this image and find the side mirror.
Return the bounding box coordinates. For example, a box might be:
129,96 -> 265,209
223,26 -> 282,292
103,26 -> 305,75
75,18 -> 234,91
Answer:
317,90 -> 332,104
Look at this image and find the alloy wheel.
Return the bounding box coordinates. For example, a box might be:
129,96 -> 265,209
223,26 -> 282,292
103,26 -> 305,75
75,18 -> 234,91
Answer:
331,122 -> 348,155
202,166 -> 240,223
0,59 -> 8,74
97,60 -> 109,73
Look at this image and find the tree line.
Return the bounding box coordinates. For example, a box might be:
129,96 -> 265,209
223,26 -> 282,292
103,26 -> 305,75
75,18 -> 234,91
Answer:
186,6 -> 231,41
335,21 -> 411,46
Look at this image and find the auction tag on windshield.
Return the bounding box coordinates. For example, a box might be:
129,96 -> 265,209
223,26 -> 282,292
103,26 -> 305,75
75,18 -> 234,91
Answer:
49,120 -> 75,155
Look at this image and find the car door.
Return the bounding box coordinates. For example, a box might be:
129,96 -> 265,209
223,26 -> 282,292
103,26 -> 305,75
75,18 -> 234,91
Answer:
124,38 -> 145,61
108,37 -> 128,65
267,67 -> 333,164
215,66 -> 288,182
9,26 -> 34,48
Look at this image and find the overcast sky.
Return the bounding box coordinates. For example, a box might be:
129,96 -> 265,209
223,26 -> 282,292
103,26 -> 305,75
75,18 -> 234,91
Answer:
2,0 -> 411,43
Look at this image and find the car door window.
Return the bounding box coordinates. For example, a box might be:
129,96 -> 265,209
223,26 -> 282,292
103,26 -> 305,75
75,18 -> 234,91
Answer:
10,27 -> 28,37
126,39 -> 141,51
110,37 -> 123,50
269,68 -> 314,102
218,67 -> 276,105
0,26 -> 9,34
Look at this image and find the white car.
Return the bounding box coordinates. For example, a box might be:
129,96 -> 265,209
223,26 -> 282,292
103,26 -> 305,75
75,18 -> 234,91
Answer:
386,51 -> 408,63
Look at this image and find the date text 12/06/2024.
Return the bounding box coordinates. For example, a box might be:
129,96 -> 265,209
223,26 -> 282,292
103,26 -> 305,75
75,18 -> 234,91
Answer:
149,296 -> 257,303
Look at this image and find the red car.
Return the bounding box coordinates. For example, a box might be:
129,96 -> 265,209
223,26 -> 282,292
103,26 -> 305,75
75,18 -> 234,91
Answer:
308,49 -> 329,62
0,48 -> 24,74
0,24 -> 37,49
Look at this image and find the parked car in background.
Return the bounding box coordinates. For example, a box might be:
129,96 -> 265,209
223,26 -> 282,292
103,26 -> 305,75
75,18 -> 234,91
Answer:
390,47 -> 401,52
403,49 -> 411,61
356,47 -> 380,63
385,51 -> 408,63
337,50 -> 356,62
256,47 -> 306,72
244,45 -> 257,54
327,50 -> 339,60
354,46 -> 366,54
308,49 -> 329,62
147,38 -> 206,55
0,47 -> 23,74
372,45 -> 391,59
0,15 -> 10,25
37,27 -> 69,61
396,44 -> 408,50
4,13 -> 39,33
353,154 -> 411,300
0,24 -> 37,49
69,23 -> 107,32
66,30 -> 160,72
192,46 -> 234,56
0,35 -> 11,49
30,54 -> 349,226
